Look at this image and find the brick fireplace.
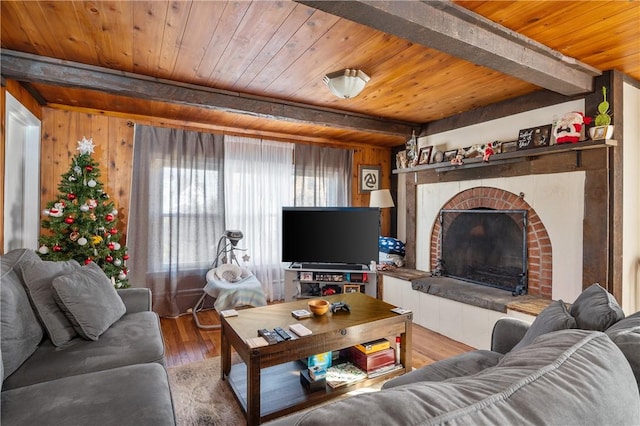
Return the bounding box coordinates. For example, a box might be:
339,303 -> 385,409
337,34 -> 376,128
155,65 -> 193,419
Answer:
429,187 -> 552,298
414,171 -> 588,303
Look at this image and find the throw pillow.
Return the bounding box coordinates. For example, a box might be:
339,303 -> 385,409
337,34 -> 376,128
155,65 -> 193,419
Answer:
20,259 -> 82,347
511,300 -> 576,351
0,249 -> 44,378
52,262 -> 126,341
569,283 -> 625,331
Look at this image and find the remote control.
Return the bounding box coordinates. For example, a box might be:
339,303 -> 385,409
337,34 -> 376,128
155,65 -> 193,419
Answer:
289,323 -> 312,337
274,327 -> 292,340
257,329 -> 280,345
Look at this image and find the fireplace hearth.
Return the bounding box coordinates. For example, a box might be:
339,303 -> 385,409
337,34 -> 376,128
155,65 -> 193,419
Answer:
439,209 -> 528,295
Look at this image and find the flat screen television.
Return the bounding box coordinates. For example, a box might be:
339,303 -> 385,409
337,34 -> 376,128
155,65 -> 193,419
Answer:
282,207 -> 379,268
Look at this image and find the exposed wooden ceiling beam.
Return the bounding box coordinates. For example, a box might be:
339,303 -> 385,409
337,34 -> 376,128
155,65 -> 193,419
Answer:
0,49 -> 417,138
297,0 -> 601,96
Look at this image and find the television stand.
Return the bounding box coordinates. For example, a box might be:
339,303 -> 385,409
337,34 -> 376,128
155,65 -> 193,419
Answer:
284,265 -> 377,300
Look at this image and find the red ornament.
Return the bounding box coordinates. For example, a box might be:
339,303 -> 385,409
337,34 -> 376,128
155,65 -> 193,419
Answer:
105,214 -> 114,222
108,242 -> 115,250
53,245 -> 62,252
67,193 -> 76,200
110,228 -> 118,235
86,165 -> 93,171
105,255 -> 114,262
64,216 -> 75,224
84,258 -> 92,265
123,254 -> 129,260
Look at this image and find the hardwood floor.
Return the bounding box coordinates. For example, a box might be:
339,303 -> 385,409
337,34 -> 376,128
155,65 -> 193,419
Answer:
160,309 -> 474,369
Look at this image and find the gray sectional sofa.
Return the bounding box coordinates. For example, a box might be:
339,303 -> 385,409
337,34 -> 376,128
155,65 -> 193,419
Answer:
269,284 -> 640,425
1,248 -> 176,425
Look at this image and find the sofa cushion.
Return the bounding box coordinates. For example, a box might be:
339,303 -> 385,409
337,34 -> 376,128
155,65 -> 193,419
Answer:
1,363 -> 175,426
605,311 -> 640,389
2,311 -> 165,390
511,299 -> 576,351
20,259 -> 82,346
382,350 -> 502,389
268,330 -> 640,426
52,262 -> 126,340
0,249 -> 44,379
569,283 -> 625,331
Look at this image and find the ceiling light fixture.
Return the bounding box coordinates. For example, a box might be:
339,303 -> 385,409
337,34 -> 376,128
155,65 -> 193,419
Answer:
323,69 -> 370,99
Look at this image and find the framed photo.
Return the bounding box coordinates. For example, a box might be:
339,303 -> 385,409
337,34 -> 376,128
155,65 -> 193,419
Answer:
343,284 -> 361,294
443,149 -> 458,162
517,124 -> 552,150
359,164 -> 381,193
418,146 -> 433,165
592,126 -> 606,140
500,140 -> 518,153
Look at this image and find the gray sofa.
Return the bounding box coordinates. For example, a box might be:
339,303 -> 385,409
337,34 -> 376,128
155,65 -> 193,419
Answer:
269,284 -> 640,425
1,248 -> 176,425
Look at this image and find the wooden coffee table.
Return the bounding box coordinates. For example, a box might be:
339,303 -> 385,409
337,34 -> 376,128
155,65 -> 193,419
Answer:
220,292 -> 412,425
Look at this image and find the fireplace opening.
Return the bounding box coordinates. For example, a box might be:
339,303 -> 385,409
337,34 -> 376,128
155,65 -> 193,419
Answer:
439,208 -> 528,295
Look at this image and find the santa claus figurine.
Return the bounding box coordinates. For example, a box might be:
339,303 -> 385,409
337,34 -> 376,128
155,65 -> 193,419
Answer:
553,112 -> 592,144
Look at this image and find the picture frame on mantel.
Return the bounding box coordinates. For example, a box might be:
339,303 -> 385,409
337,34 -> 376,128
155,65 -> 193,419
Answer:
358,164 -> 381,193
418,146 -> 433,165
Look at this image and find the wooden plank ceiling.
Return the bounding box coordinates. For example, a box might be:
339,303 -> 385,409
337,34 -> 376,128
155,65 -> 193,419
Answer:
1,0 -> 639,147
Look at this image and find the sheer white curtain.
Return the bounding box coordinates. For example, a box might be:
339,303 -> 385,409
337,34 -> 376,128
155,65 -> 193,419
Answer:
128,126 -> 225,317
224,136 -> 294,300
294,144 -> 352,206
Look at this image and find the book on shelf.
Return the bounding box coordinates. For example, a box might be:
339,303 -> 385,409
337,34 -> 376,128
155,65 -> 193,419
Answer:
325,362 -> 367,389
367,363 -> 404,379
354,338 -> 390,355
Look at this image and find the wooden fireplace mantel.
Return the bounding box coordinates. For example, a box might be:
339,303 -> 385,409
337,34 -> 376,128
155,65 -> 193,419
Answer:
393,139 -> 616,175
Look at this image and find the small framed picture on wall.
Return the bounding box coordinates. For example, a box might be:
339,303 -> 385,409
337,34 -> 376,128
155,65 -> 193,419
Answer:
359,164 -> 381,193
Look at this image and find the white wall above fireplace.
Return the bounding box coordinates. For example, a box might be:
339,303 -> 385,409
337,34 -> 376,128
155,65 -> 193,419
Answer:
416,172 -> 586,303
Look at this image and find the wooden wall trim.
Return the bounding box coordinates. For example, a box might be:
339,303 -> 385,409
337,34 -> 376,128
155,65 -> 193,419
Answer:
0,86 -> 5,252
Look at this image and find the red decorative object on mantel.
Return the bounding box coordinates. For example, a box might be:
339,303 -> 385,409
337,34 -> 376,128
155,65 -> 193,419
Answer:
554,111 -> 592,144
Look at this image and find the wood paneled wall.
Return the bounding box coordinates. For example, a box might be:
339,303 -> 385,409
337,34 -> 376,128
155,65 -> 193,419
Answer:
37,107 -> 391,244
40,109 -> 135,243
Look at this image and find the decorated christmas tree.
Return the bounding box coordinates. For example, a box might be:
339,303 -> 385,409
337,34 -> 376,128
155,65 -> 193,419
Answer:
38,137 -> 130,288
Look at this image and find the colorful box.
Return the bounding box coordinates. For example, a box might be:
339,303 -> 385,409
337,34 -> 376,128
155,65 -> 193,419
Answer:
354,338 -> 390,355
308,351 -> 332,369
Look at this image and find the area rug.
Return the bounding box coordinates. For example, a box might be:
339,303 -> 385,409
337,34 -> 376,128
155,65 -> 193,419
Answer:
168,356 -> 245,425
168,357 -> 386,425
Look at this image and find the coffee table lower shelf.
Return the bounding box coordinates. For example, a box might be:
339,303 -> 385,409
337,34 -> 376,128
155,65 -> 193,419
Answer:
226,360 -> 404,423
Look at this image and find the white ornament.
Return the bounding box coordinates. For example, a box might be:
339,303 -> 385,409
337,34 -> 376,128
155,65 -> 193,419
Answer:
118,271 -> 127,280
80,204 -> 90,212
77,137 -> 95,155
49,208 -> 63,218
38,245 -> 49,254
112,209 -> 118,216
87,179 -> 97,188
43,209 -> 50,216
68,176 -> 76,182
74,166 -> 82,174
113,242 -> 121,250
77,237 -> 88,246
114,259 -> 122,266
